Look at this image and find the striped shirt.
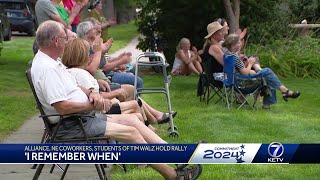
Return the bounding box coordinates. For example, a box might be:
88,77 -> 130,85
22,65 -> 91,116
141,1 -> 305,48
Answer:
224,50 -> 245,71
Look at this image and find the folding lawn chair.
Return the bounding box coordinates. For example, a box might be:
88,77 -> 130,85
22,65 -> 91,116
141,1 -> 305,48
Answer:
222,54 -> 264,110
26,69 -> 111,180
197,52 -> 224,104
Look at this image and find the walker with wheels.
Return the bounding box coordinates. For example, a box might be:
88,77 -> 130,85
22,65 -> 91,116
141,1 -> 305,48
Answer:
134,52 -> 179,137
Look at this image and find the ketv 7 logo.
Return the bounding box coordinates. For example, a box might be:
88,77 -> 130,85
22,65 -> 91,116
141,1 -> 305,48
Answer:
268,142 -> 284,163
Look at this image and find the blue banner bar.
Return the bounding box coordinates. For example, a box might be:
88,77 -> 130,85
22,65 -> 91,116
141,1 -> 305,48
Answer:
0,144 -> 197,164
0,143 -> 319,164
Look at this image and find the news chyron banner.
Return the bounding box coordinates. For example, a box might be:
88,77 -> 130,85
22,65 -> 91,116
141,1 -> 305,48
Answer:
0,143 -> 319,164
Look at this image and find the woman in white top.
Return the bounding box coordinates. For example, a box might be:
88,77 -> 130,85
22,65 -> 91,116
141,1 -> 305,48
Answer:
62,38 -> 177,125
171,38 -> 203,75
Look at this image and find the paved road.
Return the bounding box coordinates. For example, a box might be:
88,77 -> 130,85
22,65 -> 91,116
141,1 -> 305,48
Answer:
11,31 -> 32,40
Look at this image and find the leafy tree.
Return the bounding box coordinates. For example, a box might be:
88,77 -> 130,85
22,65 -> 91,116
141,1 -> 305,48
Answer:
136,0 -> 224,64
136,0 -> 313,62
288,0 -> 320,23
239,0 -> 286,44
223,0 -> 240,33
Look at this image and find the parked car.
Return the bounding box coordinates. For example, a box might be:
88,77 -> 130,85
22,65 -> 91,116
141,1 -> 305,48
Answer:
0,3 -> 11,41
0,0 -> 37,36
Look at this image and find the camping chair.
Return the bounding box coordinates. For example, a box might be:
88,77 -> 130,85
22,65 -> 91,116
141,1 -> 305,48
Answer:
222,54 -> 264,110
197,56 -> 224,104
25,69 -> 110,180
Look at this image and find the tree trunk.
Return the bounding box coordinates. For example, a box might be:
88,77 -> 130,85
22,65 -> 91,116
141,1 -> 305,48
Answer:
223,0 -> 240,33
103,0 -> 116,20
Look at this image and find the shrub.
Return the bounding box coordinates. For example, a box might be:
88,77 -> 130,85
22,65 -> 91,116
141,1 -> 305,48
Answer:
136,0 -> 224,64
0,40 -> 2,56
245,37 -> 320,79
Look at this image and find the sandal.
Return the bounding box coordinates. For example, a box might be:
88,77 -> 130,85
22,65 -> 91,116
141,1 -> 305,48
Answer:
262,104 -> 271,110
282,90 -> 300,102
158,111 -> 177,124
176,140 -> 207,170
175,164 -> 203,180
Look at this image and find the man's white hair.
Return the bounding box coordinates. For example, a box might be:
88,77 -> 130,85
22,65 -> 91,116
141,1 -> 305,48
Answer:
36,20 -> 64,48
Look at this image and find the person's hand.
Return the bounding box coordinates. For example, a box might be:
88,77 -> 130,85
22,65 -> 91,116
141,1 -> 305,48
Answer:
103,99 -> 113,112
115,88 -> 128,102
125,52 -> 132,57
97,79 -> 111,92
118,64 -> 127,71
121,53 -> 132,64
71,4 -> 81,15
89,92 -> 104,111
248,57 -> 256,65
192,46 -> 198,54
101,38 -> 113,53
92,36 -> 102,52
118,52 -> 126,58
240,28 -> 248,40
107,18 -> 117,26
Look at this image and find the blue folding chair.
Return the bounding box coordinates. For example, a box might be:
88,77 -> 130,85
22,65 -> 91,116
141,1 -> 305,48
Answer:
223,53 -> 263,110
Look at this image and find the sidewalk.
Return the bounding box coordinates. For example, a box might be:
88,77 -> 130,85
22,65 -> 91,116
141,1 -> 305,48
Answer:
0,37 -> 144,180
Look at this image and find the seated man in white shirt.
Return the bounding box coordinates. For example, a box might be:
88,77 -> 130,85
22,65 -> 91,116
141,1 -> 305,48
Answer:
31,20 -> 202,180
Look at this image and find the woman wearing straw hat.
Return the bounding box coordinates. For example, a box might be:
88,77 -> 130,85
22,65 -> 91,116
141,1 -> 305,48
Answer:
201,21 -> 225,79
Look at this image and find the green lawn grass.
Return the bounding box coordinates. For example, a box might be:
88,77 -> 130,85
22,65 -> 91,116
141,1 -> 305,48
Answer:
0,22 -> 138,141
109,75 -> 320,179
1,22 -> 320,178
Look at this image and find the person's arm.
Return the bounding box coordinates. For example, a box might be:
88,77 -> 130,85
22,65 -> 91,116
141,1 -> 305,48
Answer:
66,4 -> 81,26
70,68 -> 100,92
52,100 -> 94,115
101,38 -> 113,53
176,50 -> 197,65
50,14 -> 68,28
100,18 -> 117,29
97,79 -> 111,92
100,88 -> 128,102
85,37 -> 103,74
191,46 -> 202,62
101,53 -> 131,72
237,56 -> 256,75
208,44 -> 224,65
52,88 -> 110,115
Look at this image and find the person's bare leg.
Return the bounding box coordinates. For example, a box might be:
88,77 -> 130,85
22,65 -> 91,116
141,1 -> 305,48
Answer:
108,114 -> 166,143
105,122 -> 146,143
119,101 -> 140,114
279,85 -> 288,93
139,98 -> 166,123
187,63 -> 200,75
253,64 -> 262,71
110,98 -> 120,104
105,120 -> 194,179
105,122 -> 177,178
143,104 -> 158,124
194,61 -> 203,74
132,112 -> 144,122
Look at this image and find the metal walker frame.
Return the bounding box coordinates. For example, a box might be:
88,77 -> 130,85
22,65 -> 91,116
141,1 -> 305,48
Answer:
134,52 -> 179,137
